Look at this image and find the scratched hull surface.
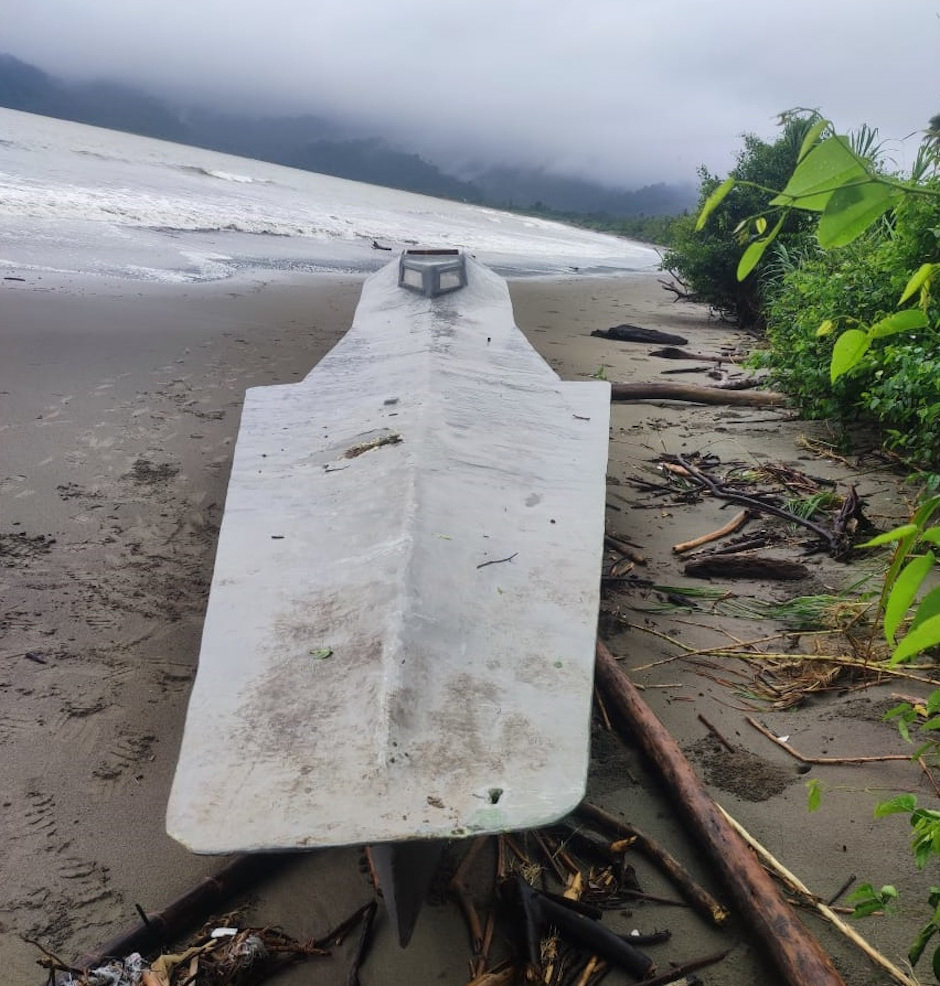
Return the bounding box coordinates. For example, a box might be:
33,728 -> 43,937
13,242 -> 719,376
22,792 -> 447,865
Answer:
167,257 -> 610,852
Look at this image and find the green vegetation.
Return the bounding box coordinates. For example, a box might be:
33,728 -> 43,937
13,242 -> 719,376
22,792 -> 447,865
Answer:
669,110 -> 940,469
662,114 -> 821,327
680,110 -> 940,977
755,160 -> 940,465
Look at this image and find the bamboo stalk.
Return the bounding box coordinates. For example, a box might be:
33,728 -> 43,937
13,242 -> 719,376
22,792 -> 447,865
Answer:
716,804 -> 920,986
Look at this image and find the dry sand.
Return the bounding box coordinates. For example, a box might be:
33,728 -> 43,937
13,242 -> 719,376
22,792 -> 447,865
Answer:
0,268 -> 936,985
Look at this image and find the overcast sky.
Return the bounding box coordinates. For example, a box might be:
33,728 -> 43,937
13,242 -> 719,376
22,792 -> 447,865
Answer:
4,1 -> 939,189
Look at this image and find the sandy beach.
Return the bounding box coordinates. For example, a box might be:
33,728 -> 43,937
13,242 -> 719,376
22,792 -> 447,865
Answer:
1,268 -> 936,985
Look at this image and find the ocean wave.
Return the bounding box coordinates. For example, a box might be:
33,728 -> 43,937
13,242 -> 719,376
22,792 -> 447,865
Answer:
0,108 -> 661,281
177,164 -> 269,184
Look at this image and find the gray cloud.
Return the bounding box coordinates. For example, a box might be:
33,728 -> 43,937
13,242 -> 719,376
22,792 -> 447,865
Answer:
3,0 -> 938,187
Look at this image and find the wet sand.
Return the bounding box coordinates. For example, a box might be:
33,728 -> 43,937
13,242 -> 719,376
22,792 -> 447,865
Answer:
0,269 -> 934,984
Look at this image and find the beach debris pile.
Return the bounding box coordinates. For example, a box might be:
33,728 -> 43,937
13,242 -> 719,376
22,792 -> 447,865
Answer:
33,904 -> 376,986
33,799 -> 734,986
428,807 -> 732,986
598,451 -> 900,709
640,452 -> 864,560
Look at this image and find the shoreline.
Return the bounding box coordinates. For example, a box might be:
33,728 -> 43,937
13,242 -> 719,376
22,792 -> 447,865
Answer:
1,268 -> 933,985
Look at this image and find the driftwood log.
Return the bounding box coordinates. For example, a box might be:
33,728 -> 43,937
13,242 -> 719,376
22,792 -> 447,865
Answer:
592,325 -> 689,345
649,346 -> 728,362
684,553 -> 810,581
610,381 -> 786,406
594,639 -> 848,986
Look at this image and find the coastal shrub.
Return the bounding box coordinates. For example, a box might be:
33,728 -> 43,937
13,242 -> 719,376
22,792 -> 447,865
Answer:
757,229 -> 892,418
695,115 -> 940,467
663,114 -> 820,327
756,176 -> 940,464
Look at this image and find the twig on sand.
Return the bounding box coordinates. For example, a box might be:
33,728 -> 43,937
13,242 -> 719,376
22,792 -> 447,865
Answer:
450,837 -> 489,953
918,756 -> 940,798
673,508 -> 751,553
746,715 -> 913,764
637,949 -> 733,986
697,713 -> 736,752
346,900 -> 378,986
463,964 -> 516,986
604,533 -> 646,564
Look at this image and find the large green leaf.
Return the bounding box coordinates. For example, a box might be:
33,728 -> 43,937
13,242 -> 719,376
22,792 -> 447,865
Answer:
830,328 -> 870,382
737,239 -> 768,280
770,136 -> 869,212
859,523 -> 918,548
908,918 -> 939,969
891,612 -> 940,664
736,213 -> 786,281
798,118 -> 830,162
817,181 -> 903,248
884,552 -> 935,644
695,177 -> 736,231
899,263 -> 937,306
912,585 -> 940,632
913,495 -> 940,530
869,308 -> 929,339
806,778 -> 822,812
875,794 -> 917,817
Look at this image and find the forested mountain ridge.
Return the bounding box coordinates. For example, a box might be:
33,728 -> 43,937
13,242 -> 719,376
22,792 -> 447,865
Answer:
0,52 -> 694,218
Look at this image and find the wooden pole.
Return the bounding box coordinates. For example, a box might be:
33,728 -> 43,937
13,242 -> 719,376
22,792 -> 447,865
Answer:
594,639 -> 848,986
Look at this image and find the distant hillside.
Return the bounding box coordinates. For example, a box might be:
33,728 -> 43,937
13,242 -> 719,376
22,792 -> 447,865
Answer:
0,52 -> 692,218
471,166 -> 695,217
0,53 -> 188,141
